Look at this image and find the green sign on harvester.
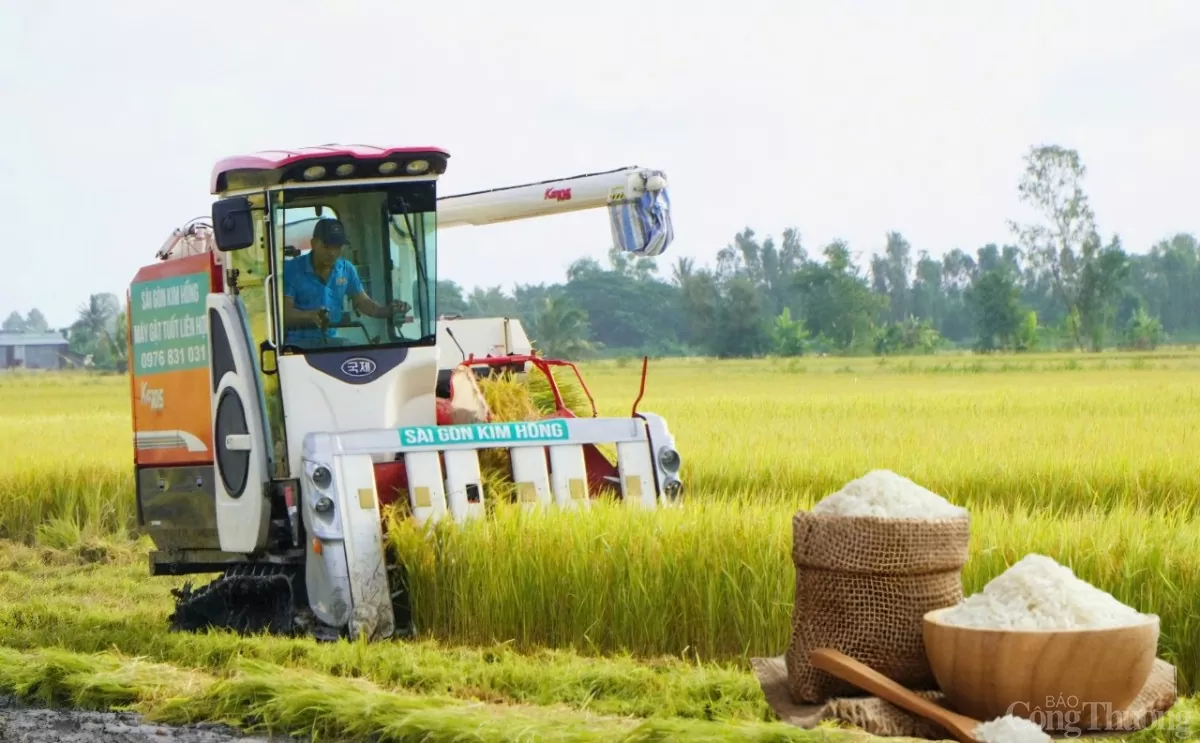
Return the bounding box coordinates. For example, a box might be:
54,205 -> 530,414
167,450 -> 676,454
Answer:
130,271 -> 210,376
398,420 -> 571,448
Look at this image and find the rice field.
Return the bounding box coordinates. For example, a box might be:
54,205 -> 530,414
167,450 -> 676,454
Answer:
2,350 -> 1199,741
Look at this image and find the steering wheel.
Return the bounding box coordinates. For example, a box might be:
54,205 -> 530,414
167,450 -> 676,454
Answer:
316,309 -> 380,345
382,302 -> 414,340
313,303 -> 411,345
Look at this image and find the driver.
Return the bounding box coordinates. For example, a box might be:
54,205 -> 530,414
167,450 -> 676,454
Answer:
282,217 -> 410,345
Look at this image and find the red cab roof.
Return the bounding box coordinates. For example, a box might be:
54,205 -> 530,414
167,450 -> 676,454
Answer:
210,144 -> 450,193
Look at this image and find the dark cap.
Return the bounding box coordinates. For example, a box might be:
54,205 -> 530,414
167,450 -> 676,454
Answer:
312,218 -> 348,247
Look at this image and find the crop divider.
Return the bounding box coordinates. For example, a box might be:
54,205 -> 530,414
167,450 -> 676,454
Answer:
305,418 -> 668,527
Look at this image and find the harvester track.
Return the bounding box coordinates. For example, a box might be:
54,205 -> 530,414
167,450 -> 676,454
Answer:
168,563 -> 299,636
167,559 -> 417,642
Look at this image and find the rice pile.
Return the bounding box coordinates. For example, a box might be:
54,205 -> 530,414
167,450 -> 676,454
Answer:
974,715 -> 1051,743
810,469 -> 968,519
786,469 -> 971,703
938,553 -> 1154,629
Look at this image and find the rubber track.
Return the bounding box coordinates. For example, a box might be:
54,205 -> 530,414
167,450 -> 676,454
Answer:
168,564 -> 297,636
169,560 -> 414,641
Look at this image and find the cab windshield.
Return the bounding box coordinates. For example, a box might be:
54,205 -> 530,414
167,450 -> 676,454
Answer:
272,182 -> 437,353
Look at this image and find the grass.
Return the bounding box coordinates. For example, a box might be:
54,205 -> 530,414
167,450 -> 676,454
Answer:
0,644 -> 847,742
1,350 -> 1199,740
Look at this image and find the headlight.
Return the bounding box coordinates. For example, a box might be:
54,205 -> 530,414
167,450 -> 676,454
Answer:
311,465 -> 332,489
315,496 -> 334,513
658,447 -> 680,472
662,478 -> 683,501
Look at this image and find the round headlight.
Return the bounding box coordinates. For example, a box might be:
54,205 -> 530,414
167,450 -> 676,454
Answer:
302,165 -> 326,180
662,478 -> 683,501
312,465 -> 332,489
315,496 -> 334,513
335,163 -> 355,176
658,447 -> 680,472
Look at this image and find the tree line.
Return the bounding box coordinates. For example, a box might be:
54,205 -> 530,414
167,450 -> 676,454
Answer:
2,295 -> 127,371
437,144 -> 1184,358
4,143 -> 1191,370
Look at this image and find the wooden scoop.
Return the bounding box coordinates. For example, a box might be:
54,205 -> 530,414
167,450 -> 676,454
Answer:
809,648 -> 985,743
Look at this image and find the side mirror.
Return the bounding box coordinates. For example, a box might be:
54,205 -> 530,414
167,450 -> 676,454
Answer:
212,197 -> 255,252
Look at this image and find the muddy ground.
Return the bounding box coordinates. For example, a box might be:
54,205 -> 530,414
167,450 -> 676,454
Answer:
0,696 -> 301,743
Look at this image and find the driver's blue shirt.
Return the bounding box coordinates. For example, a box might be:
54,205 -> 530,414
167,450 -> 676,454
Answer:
283,251 -> 364,344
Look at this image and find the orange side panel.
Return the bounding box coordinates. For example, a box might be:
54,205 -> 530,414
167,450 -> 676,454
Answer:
132,366 -> 213,466
129,252 -> 217,467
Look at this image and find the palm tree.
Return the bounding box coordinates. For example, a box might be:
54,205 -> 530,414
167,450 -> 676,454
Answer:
529,297 -> 597,360
671,256 -> 695,286
70,293 -> 122,370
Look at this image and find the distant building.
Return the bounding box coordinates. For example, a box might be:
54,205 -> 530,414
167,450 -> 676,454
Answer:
0,332 -> 70,370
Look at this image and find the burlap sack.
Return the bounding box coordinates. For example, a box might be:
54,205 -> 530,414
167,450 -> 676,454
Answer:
785,510 -> 971,704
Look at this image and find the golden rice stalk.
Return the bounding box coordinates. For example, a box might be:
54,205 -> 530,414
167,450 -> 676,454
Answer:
480,372 -> 541,423
472,371 -> 534,503
527,367 -> 592,418
471,365 -> 596,503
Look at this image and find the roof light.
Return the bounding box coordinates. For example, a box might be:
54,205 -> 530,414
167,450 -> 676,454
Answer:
335,163 -> 355,176
379,161 -> 399,174
406,159 -> 429,174
303,165 -> 326,180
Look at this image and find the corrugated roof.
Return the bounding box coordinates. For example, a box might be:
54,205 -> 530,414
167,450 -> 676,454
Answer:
0,332 -> 68,347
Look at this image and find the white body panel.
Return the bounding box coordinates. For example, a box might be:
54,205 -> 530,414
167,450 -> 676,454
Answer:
549,445 -> 590,509
332,453 -> 394,641
510,446 -> 552,508
443,449 -> 485,521
207,294 -> 272,553
276,346 -> 439,476
617,441 -> 657,509
436,316 -> 531,365
403,451 -> 448,525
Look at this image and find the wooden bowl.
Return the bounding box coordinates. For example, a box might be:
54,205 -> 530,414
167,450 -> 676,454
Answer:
923,607 -> 1159,729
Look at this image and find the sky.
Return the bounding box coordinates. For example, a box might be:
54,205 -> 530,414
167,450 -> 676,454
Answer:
2,0 -> 1198,330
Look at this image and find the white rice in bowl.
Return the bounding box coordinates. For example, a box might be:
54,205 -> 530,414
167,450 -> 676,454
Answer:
939,553 -> 1154,629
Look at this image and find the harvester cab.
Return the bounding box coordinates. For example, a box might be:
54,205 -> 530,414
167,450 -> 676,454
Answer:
128,145 -> 681,643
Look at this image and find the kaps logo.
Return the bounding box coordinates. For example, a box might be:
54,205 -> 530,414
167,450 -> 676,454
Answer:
544,187 -> 572,201
341,357 -> 377,377
140,382 -> 165,411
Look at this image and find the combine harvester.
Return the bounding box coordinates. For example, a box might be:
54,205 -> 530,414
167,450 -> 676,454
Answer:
129,144 -> 681,642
